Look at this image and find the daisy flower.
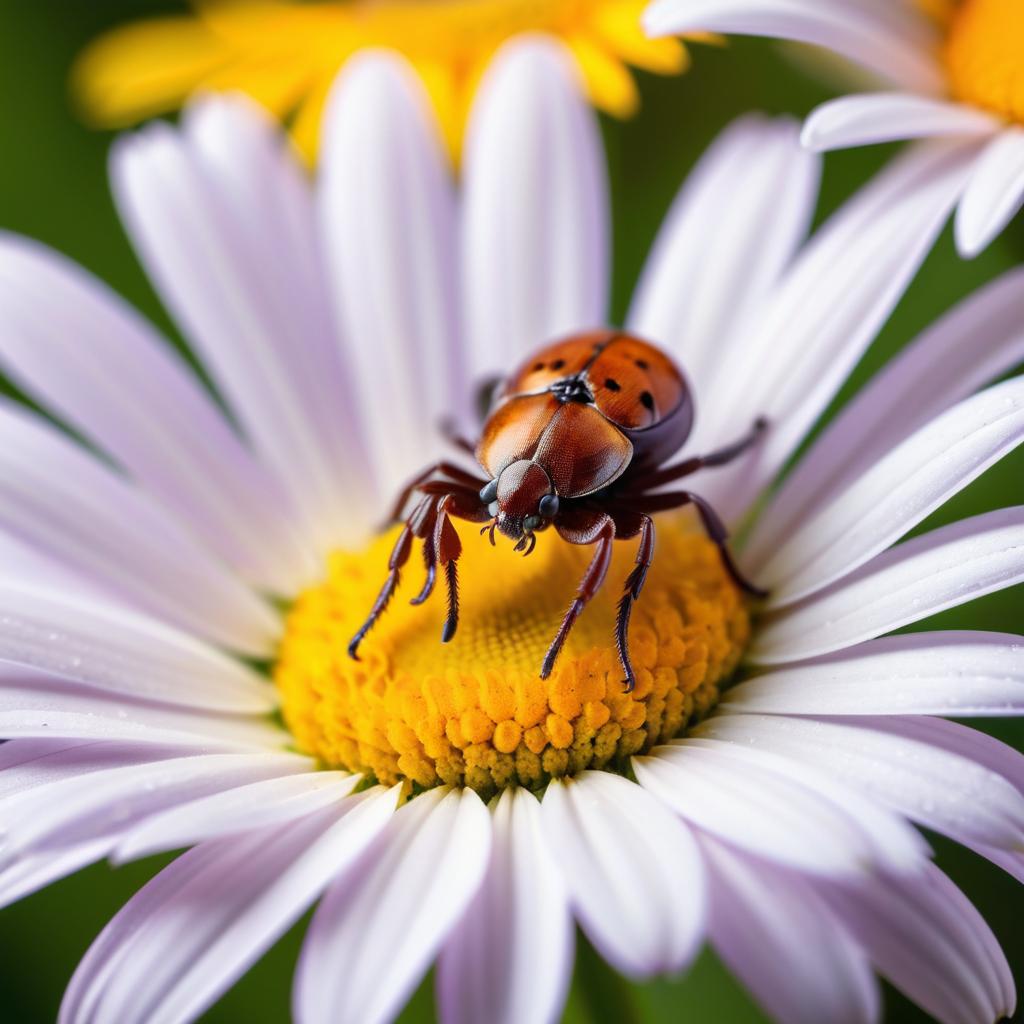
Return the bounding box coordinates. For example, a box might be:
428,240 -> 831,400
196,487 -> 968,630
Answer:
1,37 -> 1022,1024
643,0 -> 1024,258
73,0 -> 710,161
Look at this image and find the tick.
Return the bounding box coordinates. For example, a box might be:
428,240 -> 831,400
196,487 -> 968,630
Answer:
348,329 -> 768,691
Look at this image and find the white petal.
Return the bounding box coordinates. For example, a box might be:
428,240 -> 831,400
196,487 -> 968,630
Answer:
760,375 -> 1024,606
111,104 -> 370,554
955,127 -> 1024,257
0,836 -> 113,910
723,631 -> 1024,717
113,771 -> 358,863
437,788 -> 573,1024
0,529 -> 98,596
0,583 -> 275,712
696,714 -> 1024,851
627,115 -> 820,400
802,93 -> 999,151
700,834 -> 879,1024
319,52 -> 464,497
541,771 -> 706,978
0,750 -> 313,860
0,740 -> 187,802
694,140 -> 974,521
183,95 -> 373,545
0,232 -> 312,593
0,400 -> 280,656
822,865 -> 1016,1024
745,267 -> 1024,570
642,0 -> 944,92
462,37 -> 609,380
863,716 -> 1024,795
295,788 -> 491,1024
0,664 -> 285,749
751,506 -> 1024,664
60,789 -> 396,1024
635,739 -> 925,875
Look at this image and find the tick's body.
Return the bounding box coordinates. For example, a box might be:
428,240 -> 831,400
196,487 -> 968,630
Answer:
349,330 -> 767,690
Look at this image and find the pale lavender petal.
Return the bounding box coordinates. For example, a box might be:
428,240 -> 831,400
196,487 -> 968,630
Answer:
723,632 -> 1024,717
955,127 -> 1024,258
1,751 -> 313,860
112,770 -> 358,863
184,94 -> 374,544
0,399 -> 280,656
642,0 -> 944,92
462,38 -> 609,381
320,52 -> 465,499
60,789 -> 396,1024
745,268 -> 1024,571
0,232 -> 313,593
821,864 -> 1016,1024
541,772 -> 706,979
295,788 -> 491,1024
112,106 -> 371,553
696,714 -> 1024,851
751,507 -> 1024,664
627,115 -> 820,401
437,787 -> 573,1024
695,141 -> 974,520
0,665 -> 285,750
802,93 -> 999,151
0,837 -> 114,910
0,583 -> 276,712
635,740 -> 926,875
700,833 -> 879,1024
759,375 -> 1024,606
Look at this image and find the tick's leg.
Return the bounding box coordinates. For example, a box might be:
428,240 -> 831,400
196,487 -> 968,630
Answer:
348,496 -> 431,659
616,489 -> 766,597
411,486 -> 488,606
388,461 -> 487,522
433,494 -> 477,644
629,416 -> 769,490
440,417 -> 478,458
541,521 -> 616,679
612,514 -> 655,693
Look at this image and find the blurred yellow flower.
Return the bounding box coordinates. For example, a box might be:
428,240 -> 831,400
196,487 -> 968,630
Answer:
74,0 -> 708,161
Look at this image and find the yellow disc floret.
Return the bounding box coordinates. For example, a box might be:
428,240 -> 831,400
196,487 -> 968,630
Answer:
945,0 -> 1024,123
275,517 -> 749,795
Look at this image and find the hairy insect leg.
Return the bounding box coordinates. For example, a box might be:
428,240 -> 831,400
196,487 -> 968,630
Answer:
439,417 -> 478,458
613,515 -> 655,693
624,489 -> 766,597
541,521 -> 616,680
631,416 -> 769,490
348,496 -> 431,659
388,461 -> 486,522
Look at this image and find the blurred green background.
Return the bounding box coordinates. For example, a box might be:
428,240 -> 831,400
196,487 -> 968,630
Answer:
0,2 -> 1021,1022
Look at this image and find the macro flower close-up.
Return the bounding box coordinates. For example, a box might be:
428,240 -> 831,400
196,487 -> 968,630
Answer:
0,24 -> 1023,1023
644,0 -> 1024,257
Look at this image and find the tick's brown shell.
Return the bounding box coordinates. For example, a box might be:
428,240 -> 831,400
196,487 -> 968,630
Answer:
477,331 -> 694,497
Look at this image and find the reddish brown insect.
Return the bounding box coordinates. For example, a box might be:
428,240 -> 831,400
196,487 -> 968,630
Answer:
349,329 -> 767,691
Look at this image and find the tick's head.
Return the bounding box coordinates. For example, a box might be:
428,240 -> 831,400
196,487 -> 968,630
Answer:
482,460 -> 559,541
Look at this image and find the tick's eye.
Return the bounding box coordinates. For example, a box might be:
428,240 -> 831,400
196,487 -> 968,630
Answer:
538,494 -> 560,518
479,479 -> 498,504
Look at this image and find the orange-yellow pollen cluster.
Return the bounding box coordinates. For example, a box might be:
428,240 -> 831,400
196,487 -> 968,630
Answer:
275,517 -> 749,795
945,0 -> 1024,123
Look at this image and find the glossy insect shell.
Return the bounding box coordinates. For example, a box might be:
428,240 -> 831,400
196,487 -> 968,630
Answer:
476,330 -> 694,499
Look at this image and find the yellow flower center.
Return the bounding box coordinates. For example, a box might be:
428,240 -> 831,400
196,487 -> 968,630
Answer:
944,0 -> 1024,121
275,517 -> 749,795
